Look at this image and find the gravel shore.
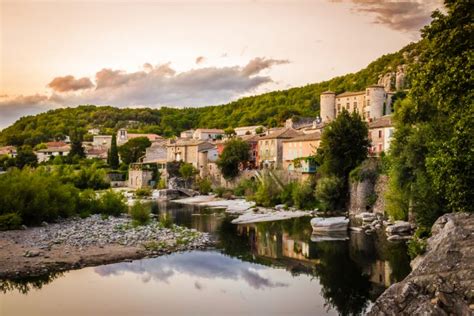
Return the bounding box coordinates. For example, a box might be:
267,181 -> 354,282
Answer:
0,215 -> 213,279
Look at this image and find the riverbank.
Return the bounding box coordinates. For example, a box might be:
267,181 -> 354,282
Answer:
0,214 -> 213,279
368,212 -> 474,315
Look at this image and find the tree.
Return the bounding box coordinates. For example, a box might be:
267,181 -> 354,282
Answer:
68,129 -> 85,159
224,127 -> 236,137
107,134 -> 119,169
179,162 -> 197,188
317,110 -> 369,180
386,1 -> 473,226
15,146 -> 38,169
118,137 -> 151,165
217,139 -> 250,180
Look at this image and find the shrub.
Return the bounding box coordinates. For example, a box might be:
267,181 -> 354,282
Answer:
196,177 -> 212,195
0,213 -> 22,231
254,174 -> 282,207
315,176 -> 344,211
135,187 -> 152,197
213,187 -> 226,197
279,182 -> 296,206
292,180 -> 317,210
157,178 -> 167,189
130,201 -> 151,225
97,190 -> 127,217
159,213 -> 173,228
234,179 -> 258,197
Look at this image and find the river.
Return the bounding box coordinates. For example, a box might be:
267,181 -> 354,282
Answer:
0,202 -> 411,315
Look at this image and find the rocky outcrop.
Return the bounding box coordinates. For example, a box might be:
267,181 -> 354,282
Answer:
368,213 -> 474,315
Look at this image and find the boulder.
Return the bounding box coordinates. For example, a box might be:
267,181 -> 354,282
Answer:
386,221 -> 412,235
355,212 -> 377,222
311,217 -> 349,232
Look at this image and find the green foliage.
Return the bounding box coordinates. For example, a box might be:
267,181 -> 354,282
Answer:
118,137 -> 151,165
195,177 -> 212,194
135,187 -> 152,197
97,190 -> 127,217
157,178 -> 167,189
72,164 -> 110,190
217,138 -> 250,180
179,162 -> 197,181
279,182 -> 296,206
292,180 -> 317,210
407,228 -> 429,259
15,146 -> 38,169
107,134 -> 119,169
0,167 -> 79,225
315,176 -> 344,211
224,127 -> 236,136
0,213 -> 22,231
68,129 -> 85,159
349,159 -> 379,183
159,213 -> 173,228
386,2 -> 473,228
233,179 -> 258,197
130,201 -> 151,226
254,174 -> 282,207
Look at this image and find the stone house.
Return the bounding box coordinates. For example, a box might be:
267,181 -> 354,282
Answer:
282,132 -> 321,173
234,125 -> 264,136
167,139 -> 217,177
368,116 -> 394,156
92,135 -> 113,149
257,128 -> 302,169
180,129 -> 195,139
0,146 -> 17,157
192,129 -> 224,141
128,163 -> 155,189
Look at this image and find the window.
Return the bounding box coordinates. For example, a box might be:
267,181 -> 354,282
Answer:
354,102 -> 357,107
378,130 -> 382,138
367,100 -> 371,106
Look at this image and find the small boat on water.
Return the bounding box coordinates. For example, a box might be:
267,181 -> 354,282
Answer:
310,216 -> 349,232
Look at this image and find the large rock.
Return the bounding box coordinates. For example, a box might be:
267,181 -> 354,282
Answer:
311,217 -> 349,232
368,213 -> 474,315
385,221 -> 412,235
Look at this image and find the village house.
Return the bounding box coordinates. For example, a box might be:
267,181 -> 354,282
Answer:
87,128 -> 100,135
85,147 -> 108,160
234,125 -> 264,136
35,141 -> 70,162
128,163 -> 156,189
142,140 -> 168,175
368,115 -> 394,156
0,146 -> 17,157
192,128 -> 224,141
285,117 -> 318,130
180,129 -> 195,139
92,135 -> 113,149
282,132 -> 321,174
257,128 -> 302,169
167,139 -> 218,177
117,128 -> 162,145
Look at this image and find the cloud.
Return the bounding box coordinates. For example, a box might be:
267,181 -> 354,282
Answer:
94,251 -> 288,290
242,57 -> 289,76
47,75 -> 94,92
0,56 -> 288,129
195,56 -> 206,64
331,0 -> 443,33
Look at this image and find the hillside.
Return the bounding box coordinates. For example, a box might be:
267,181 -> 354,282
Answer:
0,41 -> 423,147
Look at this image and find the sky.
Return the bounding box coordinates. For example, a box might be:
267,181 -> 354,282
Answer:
0,0 -> 443,129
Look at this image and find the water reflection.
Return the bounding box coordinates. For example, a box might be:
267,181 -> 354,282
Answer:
1,202 -> 411,316
0,272 -> 64,294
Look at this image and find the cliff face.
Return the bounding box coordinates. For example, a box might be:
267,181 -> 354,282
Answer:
368,213 -> 474,315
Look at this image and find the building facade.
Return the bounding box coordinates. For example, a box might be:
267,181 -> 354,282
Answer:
257,128 -> 301,169
282,132 -> 321,173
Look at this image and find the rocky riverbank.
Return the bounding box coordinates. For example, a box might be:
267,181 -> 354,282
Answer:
368,212 -> 474,315
0,215 -> 213,279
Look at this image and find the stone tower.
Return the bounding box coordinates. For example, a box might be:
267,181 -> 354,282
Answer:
320,91 -> 336,123
366,85 -> 385,120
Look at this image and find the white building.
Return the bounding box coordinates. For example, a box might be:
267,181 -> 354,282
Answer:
234,126 -> 263,136
192,129 -> 224,141
35,142 -> 70,162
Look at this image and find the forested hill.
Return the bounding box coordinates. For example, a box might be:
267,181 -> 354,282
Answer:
0,41 -> 423,146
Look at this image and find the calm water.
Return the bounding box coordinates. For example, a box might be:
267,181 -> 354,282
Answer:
0,202 -> 411,316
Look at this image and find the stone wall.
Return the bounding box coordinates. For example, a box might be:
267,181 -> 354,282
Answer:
348,179 -> 375,215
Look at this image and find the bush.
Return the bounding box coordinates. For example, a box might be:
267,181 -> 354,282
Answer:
97,190 -> 127,217
130,201 -> 151,225
292,180 -> 317,210
157,178 -> 167,189
159,213 -> 173,228
213,187 -> 226,198
195,177 -> 212,195
279,182 -> 296,206
135,187 -> 152,197
315,176 -> 344,211
234,179 -> 257,197
0,213 -> 22,231
254,174 -> 282,207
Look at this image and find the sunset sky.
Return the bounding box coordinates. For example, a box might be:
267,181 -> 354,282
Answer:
0,0 -> 443,129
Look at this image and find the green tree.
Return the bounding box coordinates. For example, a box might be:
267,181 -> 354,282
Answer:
179,162 -> 197,188
15,146 -> 38,169
386,1 -> 473,226
224,127 -> 236,137
68,129 -> 85,159
118,137 -> 151,165
217,138 -> 250,180
107,134 -> 119,169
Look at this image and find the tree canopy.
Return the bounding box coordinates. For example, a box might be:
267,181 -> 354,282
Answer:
217,139 -> 251,180
118,137 -> 151,165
